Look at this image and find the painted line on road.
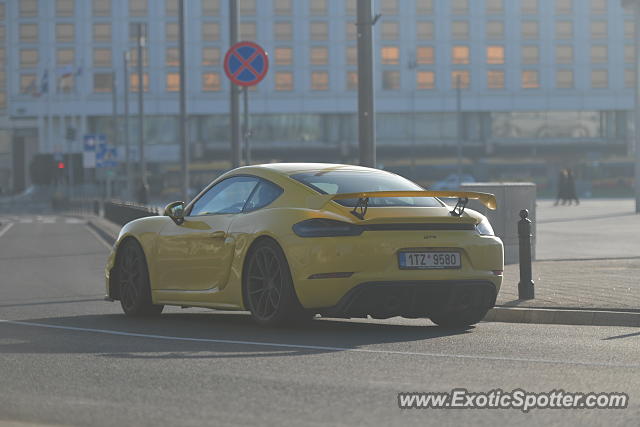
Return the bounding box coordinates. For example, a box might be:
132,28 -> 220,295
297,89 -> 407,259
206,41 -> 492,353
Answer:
0,223 -> 14,238
84,224 -> 114,250
0,318 -> 637,369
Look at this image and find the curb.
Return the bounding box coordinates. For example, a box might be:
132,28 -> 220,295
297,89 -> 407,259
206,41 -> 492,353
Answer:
86,218 -> 118,246
485,307 -> 640,327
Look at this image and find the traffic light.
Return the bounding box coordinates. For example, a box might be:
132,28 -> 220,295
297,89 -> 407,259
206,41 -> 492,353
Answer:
57,161 -> 65,170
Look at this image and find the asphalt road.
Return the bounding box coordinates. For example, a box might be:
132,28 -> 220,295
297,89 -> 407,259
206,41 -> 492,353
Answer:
0,215 -> 638,427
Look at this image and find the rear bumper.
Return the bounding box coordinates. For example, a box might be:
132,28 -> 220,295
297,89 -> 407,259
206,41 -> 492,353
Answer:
318,280 -> 497,319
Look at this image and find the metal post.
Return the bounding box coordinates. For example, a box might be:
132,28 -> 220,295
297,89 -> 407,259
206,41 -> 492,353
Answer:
111,70 -> 118,197
123,51 -> 132,200
179,0 -> 189,202
243,87 -> 251,165
517,209 -> 535,300
408,57 -> 417,180
635,2 -> 640,213
136,23 -> 146,197
357,0 -> 376,168
229,0 -> 241,168
456,75 -> 463,187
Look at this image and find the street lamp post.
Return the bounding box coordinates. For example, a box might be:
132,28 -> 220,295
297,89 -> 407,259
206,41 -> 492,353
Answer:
356,0 -> 378,168
178,0 -> 189,202
123,51 -> 132,200
136,23 -> 147,203
621,0 -> 640,213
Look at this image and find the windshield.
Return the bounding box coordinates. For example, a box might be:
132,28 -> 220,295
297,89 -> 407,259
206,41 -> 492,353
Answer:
291,170 -> 443,207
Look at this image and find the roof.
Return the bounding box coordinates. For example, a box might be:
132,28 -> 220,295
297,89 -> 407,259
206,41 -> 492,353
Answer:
248,163 -> 381,176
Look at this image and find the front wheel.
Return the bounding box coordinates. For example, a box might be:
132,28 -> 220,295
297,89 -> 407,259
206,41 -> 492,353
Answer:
430,307 -> 489,328
117,240 -> 164,317
243,239 -> 310,326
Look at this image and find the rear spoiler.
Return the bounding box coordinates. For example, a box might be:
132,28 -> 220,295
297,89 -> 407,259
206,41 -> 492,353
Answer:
307,190 -> 497,220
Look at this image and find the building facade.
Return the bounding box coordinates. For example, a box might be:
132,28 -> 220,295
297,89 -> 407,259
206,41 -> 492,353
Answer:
0,0 -> 637,193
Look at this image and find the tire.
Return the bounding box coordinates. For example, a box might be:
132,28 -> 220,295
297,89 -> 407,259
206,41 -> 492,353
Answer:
430,307 -> 489,328
242,239 -> 310,326
116,240 -> 164,317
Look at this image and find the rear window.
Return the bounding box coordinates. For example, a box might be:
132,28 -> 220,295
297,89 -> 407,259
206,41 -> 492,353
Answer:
291,170 -> 443,208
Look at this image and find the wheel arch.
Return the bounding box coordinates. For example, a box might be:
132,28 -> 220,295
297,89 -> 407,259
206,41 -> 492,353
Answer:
108,235 -> 147,301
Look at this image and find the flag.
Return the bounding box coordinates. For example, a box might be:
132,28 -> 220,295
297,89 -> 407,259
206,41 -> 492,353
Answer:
37,69 -> 49,97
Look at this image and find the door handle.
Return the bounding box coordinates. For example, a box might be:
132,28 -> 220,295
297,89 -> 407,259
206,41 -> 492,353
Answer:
209,231 -> 226,239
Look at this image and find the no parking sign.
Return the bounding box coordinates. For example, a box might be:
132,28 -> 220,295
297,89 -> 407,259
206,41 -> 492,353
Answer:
224,41 -> 269,87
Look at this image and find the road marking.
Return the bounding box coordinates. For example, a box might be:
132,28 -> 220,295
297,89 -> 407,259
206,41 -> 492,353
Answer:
0,223 -> 13,238
0,318 -> 637,369
18,219 -> 33,224
42,217 -> 56,224
65,218 -> 84,224
84,224 -> 113,250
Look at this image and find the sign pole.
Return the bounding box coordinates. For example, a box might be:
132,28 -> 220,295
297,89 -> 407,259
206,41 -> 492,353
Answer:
178,0 -> 189,202
243,87 -> 251,165
136,23 -> 146,201
229,0 -> 241,168
356,0 -> 377,168
123,51 -> 132,200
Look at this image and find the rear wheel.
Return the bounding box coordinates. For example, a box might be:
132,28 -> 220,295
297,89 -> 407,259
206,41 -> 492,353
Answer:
243,239 -> 310,326
430,307 -> 489,328
117,240 -> 163,317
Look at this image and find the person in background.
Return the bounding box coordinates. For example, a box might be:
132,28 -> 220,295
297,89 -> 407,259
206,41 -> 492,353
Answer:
554,169 -> 568,206
565,168 -> 580,206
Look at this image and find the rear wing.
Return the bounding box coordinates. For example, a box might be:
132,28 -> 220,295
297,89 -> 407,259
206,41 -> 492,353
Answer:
307,190 -> 497,220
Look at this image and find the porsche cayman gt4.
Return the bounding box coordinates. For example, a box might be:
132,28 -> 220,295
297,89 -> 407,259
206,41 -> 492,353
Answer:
105,163 -> 503,327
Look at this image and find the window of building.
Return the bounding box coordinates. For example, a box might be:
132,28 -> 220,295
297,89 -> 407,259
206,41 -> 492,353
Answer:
93,72 -> 113,92
382,21 -> 399,40
0,93 -> 5,109
240,22 -> 256,40
275,22 -> 292,40
0,26 -> 4,42
556,69 -> 573,88
0,3 -> 4,20
202,47 -> 220,66
165,0 -> 179,15
416,0 -> 433,14
129,0 -> 147,16
93,0 -> 111,16
522,21 -> 539,39
20,0 -> 38,17
166,47 -> 179,66
240,0 -> 256,15
19,24 -> 38,43
202,0 -> 219,16
346,22 -> 357,40
0,49 -> 4,65
346,0 -> 356,15
274,47 -> 292,65
416,71 -> 435,89
591,0 -> 607,14
274,0 -> 292,15
625,45 -> 635,63
311,71 -> 329,90
203,22 -> 220,41
487,21 -> 504,39
556,21 -> 573,39
487,70 -> 505,89
166,73 -> 180,91
591,69 -> 608,88
310,0 -> 327,15
591,45 -> 607,63
452,0 -> 469,15
522,0 -> 538,14
59,74 -> 75,94
310,47 -> 328,65
20,49 -> 38,68
166,22 -> 178,41
451,70 -> 470,88
381,0 -> 398,15
522,70 -> 539,88
56,24 -> 75,43
347,71 -> 358,90
93,23 -> 111,42
625,21 -> 635,39
382,70 -> 401,90
275,72 -> 293,90
128,47 -> 148,67
556,45 -> 573,64
416,46 -> 435,64
591,21 -> 607,38
93,48 -> 111,68
381,46 -> 400,65
57,48 -> 74,65
20,74 -> 37,94
486,0 -> 503,14
625,69 -> 635,87
203,72 -> 221,91
417,21 -> 434,39
346,46 -> 357,65
452,46 -> 470,64
487,45 -> 505,64
56,0 -> 74,17
130,73 -> 149,92
556,0 -> 572,14
452,21 -> 469,39
311,22 -> 328,40
129,23 -> 147,42
522,45 -> 539,64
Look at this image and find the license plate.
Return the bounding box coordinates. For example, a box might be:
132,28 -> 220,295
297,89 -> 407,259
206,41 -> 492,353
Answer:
398,251 -> 461,269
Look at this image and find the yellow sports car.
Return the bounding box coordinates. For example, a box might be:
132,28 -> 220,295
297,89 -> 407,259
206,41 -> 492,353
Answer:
105,163 -> 503,327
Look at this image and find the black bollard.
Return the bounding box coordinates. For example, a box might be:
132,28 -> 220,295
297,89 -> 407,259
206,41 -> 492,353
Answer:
517,209 -> 535,300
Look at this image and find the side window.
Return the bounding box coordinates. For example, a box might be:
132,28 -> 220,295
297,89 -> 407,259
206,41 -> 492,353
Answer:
244,180 -> 283,212
189,176 -> 259,216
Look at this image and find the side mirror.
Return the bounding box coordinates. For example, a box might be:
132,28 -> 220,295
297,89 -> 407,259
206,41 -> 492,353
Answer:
164,201 -> 185,225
